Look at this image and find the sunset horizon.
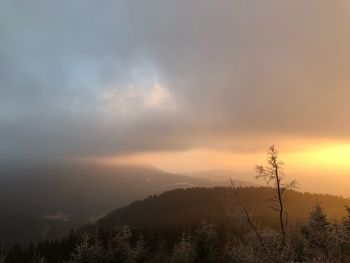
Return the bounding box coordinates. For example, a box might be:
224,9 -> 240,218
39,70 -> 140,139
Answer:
2,1 -> 350,261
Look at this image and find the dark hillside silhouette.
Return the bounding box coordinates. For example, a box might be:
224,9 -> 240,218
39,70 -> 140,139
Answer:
5,186 -> 350,263
0,163 -> 226,246
82,187 -> 350,242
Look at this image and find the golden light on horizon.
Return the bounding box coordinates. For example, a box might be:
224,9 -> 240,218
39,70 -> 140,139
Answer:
286,143 -> 350,174
86,141 -> 350,196
90,142 -> 350,176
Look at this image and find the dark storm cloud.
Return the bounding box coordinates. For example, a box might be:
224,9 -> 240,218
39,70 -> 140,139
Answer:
1,0 -> 350,159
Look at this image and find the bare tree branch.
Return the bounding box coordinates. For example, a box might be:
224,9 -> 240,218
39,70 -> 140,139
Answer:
255,145 -> 297,247
230,178 -> 272,259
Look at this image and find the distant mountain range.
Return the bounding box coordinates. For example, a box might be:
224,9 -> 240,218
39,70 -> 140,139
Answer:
0,163 -> 243,246
6,163 -> 343,248
187,169 -> 259,186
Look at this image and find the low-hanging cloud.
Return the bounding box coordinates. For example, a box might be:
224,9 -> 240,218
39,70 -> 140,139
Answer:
1,0 -> 350,160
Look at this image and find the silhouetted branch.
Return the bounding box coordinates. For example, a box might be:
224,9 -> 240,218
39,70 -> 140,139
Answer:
230,177 -> 271,259
255,145 -> 297,247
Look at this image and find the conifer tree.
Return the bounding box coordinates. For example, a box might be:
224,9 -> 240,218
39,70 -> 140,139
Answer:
171,233 -> 194,263
193,221 -> 220,263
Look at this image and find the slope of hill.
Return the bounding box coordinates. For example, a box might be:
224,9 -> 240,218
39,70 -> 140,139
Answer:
85,186 -> 350,241
0,163 -> 223,246
5,186 -> 350,263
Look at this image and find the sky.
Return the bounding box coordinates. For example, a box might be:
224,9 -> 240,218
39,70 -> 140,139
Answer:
2,1 -> 350,189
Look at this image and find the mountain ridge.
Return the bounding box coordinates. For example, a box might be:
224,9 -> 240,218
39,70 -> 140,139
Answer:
81,186 -> 350,242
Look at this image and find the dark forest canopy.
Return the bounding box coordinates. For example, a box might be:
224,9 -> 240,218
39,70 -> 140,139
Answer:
4,186 -> 350,263
90,187 -> 350,232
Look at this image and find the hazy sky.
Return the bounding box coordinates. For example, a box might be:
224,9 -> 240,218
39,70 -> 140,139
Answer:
2,1 -> 350,178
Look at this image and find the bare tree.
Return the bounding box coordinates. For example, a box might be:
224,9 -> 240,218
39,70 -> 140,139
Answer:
255,145 -> 297,246
230,179 -> 271,259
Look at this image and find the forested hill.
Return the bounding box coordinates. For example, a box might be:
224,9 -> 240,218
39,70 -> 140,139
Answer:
6,186 -> 350,263
83,186 -> 350,236
0,163 -> 228,246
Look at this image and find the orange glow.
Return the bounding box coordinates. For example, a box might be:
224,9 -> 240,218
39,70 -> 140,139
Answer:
285,143 -> 350,174
84,141 -> 350,196
91,148 -> 262,173
90,142 -> 350,174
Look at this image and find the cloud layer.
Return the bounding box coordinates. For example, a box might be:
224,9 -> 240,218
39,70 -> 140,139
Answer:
1,0 -> 350,159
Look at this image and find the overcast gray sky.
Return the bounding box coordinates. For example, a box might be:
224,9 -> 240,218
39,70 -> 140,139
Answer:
1,0 -> 350,164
